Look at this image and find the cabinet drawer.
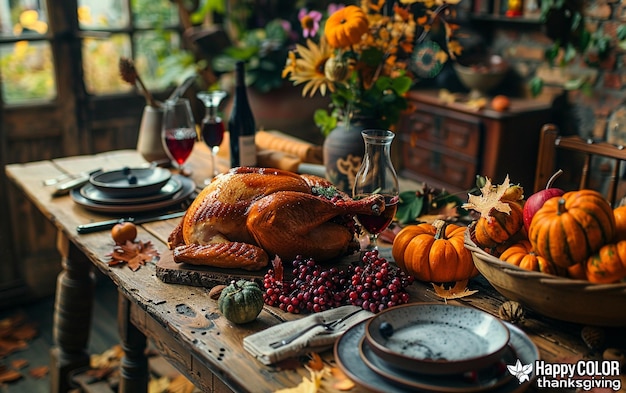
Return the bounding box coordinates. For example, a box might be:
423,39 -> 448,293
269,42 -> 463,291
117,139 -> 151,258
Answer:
402,111 -> 481,157
402,144 -> 477,190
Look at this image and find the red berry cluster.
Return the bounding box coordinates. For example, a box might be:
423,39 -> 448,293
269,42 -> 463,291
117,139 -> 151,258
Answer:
262,250 -> 414,314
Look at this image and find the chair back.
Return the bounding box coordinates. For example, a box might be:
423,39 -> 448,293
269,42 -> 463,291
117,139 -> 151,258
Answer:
534,123 -> 626,206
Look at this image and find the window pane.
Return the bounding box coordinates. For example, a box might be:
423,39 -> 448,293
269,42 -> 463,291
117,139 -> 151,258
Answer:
78,0 -> 129,30
0,0 -> 49,38
82,34 -> 132,94
132,0 -> 178,28
0,41 -> 56,103
135,30 -> 183,90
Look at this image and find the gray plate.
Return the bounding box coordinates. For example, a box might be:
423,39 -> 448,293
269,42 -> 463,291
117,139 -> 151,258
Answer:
80,176 -> 182,205
335,319 -> 538,393
89,167 -> 171,197
71,175 -> 195,214
365,303 -> 510,375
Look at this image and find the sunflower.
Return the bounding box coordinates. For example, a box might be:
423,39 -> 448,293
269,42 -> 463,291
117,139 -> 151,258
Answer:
283,38 -> 335,98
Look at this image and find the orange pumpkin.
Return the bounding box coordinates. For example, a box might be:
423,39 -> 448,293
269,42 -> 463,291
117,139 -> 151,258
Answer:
529,189 -> 615,268
473,202 -> 524,249
324,5 -> 369,49
499,240 -> 558,275
391,220 -> 478,283
613,206 -> 626,242
585,240 -> 626,283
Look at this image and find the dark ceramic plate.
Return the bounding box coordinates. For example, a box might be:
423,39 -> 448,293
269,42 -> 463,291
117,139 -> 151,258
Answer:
360,337 -> 515,392
365,303 -> 510,375
89,167 -> 171,197
334,320 -> 538,393
80,176 -> 182,205
72,175 -> 195,214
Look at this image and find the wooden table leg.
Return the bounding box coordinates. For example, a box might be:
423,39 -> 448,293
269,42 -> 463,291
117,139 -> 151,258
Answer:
118,293 -> 148,393
50,232 -> 95,393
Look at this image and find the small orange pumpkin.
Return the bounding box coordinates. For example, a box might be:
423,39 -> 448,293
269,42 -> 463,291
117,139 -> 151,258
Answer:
391,220 -> 477,283
585,240 -> 626,284
473,202 -> 524,249
613,205 -> 626,242
324,5 -> 369,49
499,240 -> 558,275
529,189 -> 615,268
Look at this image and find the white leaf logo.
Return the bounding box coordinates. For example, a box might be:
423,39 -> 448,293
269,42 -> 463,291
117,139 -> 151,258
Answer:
507,359 -> 533,383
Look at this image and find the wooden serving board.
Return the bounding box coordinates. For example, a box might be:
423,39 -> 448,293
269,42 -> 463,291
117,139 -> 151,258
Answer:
155,251 -> 267,288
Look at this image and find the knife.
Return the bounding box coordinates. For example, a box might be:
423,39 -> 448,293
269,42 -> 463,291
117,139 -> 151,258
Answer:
52,168 -> 102,197
76,210 -> 186,234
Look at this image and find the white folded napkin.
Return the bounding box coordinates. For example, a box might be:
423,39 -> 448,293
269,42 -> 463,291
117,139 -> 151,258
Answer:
243,305 -> 373,365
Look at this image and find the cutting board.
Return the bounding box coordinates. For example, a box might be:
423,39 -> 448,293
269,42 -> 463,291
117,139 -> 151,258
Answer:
156,251 -> 267,288
155,248 -> 370,288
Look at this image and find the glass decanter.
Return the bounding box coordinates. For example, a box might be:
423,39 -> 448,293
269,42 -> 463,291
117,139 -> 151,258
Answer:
352,129 -> 399,251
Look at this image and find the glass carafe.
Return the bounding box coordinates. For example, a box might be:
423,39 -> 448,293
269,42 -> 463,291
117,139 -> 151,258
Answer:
352,129 -> 399,251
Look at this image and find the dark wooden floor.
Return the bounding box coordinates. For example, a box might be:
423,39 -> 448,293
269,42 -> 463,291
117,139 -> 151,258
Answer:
0,271 -> 119,393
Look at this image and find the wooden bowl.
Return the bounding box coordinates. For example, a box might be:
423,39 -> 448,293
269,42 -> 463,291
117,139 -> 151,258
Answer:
464,230 -> 626,327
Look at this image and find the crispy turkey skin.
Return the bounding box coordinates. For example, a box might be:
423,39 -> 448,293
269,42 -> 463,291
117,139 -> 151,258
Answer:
167,167 -> 385,270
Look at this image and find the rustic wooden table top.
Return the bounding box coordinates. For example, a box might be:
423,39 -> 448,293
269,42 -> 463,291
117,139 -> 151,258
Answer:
5,146 -> 623,393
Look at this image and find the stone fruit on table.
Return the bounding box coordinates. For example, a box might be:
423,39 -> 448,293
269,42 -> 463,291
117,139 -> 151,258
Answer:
111,222 -> 137,245
167,167 -> 388,270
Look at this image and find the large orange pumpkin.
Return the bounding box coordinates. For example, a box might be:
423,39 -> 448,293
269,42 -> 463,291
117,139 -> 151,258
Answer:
391,220 -> 477,283
324,5 -> 369,49
613,205 -> 626,242
529,189 -> 615,268
585,240 -> 626,283
499,240 -> 558,275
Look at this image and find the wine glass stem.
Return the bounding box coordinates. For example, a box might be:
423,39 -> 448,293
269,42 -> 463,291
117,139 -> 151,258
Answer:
367,233 -> 379,251
211,146 -> 219,177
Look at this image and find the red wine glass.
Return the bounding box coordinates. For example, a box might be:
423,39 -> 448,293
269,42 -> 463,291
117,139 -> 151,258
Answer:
197,90 -> 227,183
161,98 -> 197,173
353,129 -> 399,251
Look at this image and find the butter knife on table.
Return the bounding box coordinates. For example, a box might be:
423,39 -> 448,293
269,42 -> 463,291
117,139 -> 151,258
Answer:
52,168 -> 102,197
76,210 -> 186,234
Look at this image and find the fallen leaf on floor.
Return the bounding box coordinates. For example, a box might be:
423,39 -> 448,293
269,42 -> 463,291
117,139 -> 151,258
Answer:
0,365 -> 22,383
0,313 -> 38,358
10,359 -> 28,369
167,374 -> 196,393
107,240 -> 159,271
28,365 -> 49,379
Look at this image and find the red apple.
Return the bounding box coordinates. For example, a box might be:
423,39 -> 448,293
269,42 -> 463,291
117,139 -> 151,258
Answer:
522,170 -> 565,231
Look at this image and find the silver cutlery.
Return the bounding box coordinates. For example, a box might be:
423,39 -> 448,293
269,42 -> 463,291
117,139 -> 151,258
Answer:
52,168 -> 103,197
76,210 -> 186,234
269,308 -> 365,349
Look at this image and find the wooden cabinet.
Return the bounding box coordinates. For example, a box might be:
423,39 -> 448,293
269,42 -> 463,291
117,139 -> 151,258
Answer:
398,90 -> 553,193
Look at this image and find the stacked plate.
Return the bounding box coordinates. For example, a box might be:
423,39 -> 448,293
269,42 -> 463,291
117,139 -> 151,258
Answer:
71,167 -> 196,213
334,303 -> 539,393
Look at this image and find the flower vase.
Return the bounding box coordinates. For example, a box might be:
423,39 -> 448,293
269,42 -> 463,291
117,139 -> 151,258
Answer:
323,118 -> 379,194
136,105 -> 169,163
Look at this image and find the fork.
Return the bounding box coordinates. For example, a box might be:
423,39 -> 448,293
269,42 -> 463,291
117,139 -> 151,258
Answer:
269,308 -> 365,349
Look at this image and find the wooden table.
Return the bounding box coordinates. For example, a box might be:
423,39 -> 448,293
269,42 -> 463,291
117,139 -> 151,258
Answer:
4,147 -> 622,393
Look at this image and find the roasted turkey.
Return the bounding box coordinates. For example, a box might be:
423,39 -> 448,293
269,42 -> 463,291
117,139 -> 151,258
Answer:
167,167 -> 386,270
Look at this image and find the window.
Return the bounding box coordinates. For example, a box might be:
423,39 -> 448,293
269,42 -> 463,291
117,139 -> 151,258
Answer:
0,0 -> 181,104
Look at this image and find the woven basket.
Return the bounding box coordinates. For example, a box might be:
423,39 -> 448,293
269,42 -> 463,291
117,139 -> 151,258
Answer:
464,229 -> 626,327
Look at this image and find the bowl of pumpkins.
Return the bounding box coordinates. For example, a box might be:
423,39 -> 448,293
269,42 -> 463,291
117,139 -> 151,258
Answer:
462,177 -> 626,327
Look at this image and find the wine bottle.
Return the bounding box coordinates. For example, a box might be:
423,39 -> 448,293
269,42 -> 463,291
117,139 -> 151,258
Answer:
228,61 -> 257,168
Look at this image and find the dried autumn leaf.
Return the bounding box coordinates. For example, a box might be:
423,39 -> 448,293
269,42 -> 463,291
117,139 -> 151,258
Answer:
148,376 -> 170,393
306,352 -> 324,371
29,365 -> 49,379
330,367 -> 355,391
10,323 -> 38,341
0,366 -> 22,383
11,359 -> 28,369
275,368 -> 323,393
167,374 -> 197,393
272,255 -> 284,282
462,175 -> 512,219
431,281 -> 478,300
108,240 -> 159,271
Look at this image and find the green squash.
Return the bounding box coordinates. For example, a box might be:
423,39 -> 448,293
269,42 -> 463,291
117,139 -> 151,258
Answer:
218,280 -> 264,324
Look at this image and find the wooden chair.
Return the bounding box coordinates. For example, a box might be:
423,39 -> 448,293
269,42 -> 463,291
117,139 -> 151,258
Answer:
534,123 -> 626,206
